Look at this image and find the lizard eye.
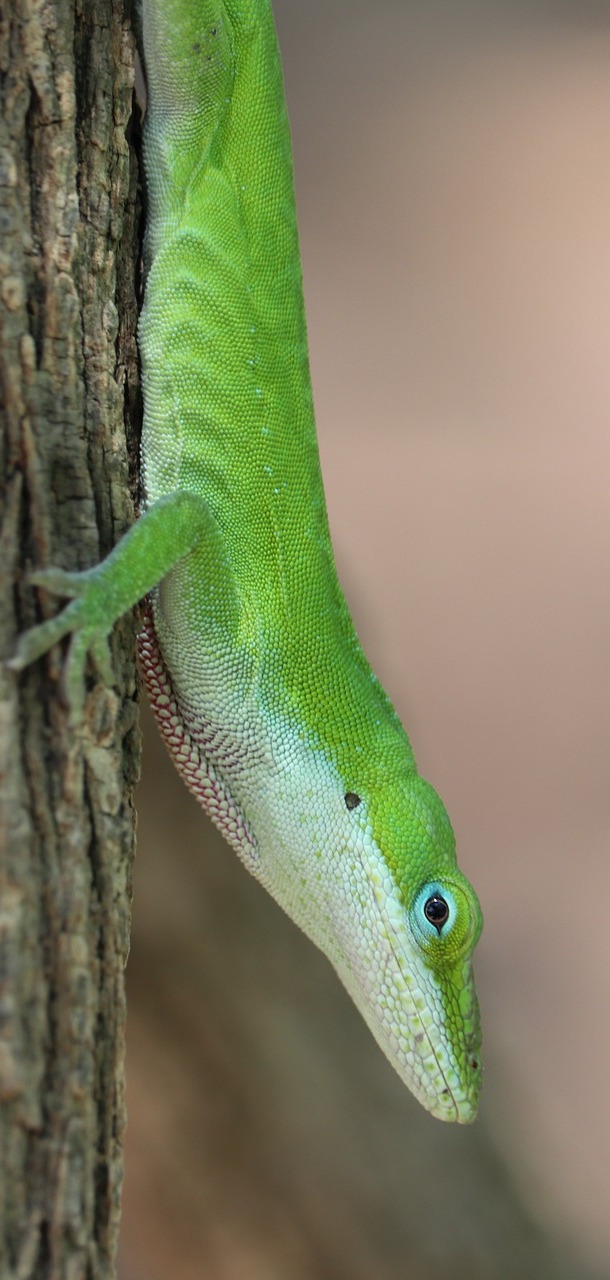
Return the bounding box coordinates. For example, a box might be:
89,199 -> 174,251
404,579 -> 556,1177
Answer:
410,879 -> 481,964
423,894 -> 449,931
413,882 -> 455,936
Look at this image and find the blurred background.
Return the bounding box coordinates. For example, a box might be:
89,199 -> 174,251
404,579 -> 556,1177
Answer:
118,1 -> 610,1276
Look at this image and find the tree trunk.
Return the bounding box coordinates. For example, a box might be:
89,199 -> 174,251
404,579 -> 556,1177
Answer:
0,0 -> 138,1276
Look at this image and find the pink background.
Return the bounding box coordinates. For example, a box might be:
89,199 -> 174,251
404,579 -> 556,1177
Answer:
120,3 -> 610,1274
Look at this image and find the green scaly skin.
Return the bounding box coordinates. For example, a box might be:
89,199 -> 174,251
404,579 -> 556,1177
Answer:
11,0 -> 483,1121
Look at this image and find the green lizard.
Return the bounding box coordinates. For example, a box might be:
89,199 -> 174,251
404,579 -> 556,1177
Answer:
10,0 -> 483,1121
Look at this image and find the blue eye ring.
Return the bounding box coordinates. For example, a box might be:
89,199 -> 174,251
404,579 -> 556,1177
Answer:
412,881 -> 458,941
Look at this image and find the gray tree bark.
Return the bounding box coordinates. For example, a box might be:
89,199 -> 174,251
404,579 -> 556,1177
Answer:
0,0 -> 138,1275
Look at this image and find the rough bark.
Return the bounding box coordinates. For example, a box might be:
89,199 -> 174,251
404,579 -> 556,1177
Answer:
0,0 -> 138,1276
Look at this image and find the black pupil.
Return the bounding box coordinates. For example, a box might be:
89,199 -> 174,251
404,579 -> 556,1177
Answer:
424,895 -> 450,930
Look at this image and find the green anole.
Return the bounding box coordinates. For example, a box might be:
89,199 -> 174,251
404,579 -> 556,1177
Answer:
10,0 -> 483,1121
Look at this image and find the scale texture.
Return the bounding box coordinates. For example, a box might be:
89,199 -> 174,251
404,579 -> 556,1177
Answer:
12,0 -> 483,1121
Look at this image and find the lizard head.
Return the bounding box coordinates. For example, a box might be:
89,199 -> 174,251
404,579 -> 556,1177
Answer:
329,771 -> 483,1122
220,703 -> 483,1122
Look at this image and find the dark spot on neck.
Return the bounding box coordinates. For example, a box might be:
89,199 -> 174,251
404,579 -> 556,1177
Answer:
344,792 -> 361,811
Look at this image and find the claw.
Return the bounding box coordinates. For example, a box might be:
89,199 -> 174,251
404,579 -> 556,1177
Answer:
91,634 -> 114,685
28,567 -> 84,599
7,605 -> 78,671
63,630 -> 91,718
8,565 -> 114,720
